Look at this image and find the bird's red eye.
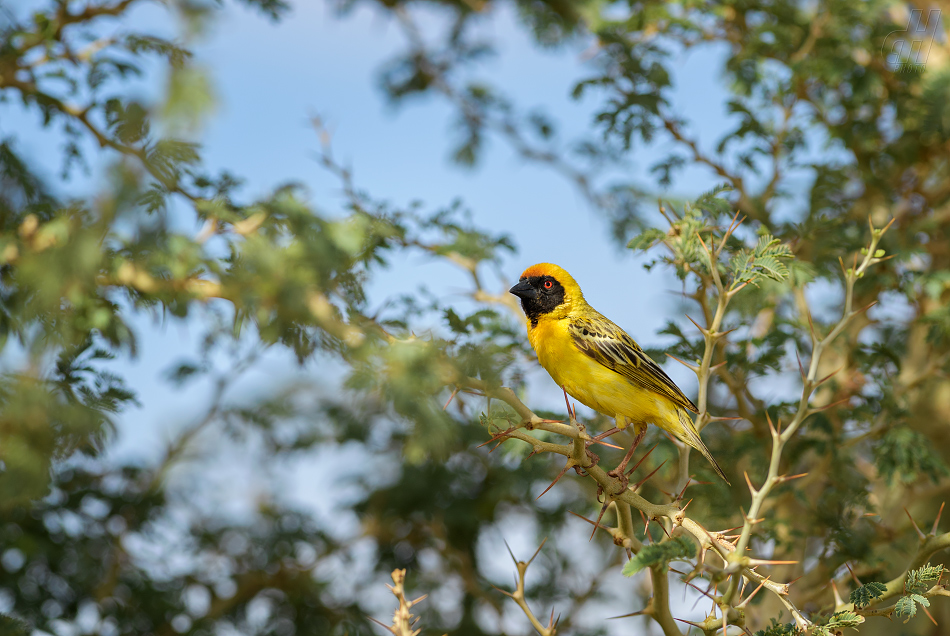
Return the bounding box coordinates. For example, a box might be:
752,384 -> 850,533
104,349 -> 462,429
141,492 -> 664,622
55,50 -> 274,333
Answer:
543,280 -> 553,289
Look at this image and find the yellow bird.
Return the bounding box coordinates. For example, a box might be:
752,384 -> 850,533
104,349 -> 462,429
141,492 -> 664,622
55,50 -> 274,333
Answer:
509,262 -> 729,484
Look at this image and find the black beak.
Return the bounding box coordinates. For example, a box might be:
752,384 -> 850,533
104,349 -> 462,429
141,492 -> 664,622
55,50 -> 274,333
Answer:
509,280 -> 536,300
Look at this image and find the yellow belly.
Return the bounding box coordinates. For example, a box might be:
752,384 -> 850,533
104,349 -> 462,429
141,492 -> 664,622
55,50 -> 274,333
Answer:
528,318 -> 679,432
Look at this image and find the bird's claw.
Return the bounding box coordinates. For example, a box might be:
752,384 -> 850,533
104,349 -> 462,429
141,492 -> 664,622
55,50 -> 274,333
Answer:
606,467 -> 629,494
586,447 -> 600,467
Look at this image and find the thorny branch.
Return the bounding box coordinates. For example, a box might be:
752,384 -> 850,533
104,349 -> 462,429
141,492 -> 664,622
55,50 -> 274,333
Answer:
668,211 -> 746,495
452,375 -> 796,636
308,125 -> 945,634
494,540 -> 560,636
370,569 -> 428,636
448,219 -> 925,635
843,525 -> 950,617
718,220 -> 897,626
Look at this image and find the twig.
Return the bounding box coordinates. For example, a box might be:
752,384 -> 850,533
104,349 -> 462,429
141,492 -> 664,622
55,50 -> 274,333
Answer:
456,373 -> 801,613
370,569 -> 428,636
494,540 -> 559,636
719,220 -> 894,627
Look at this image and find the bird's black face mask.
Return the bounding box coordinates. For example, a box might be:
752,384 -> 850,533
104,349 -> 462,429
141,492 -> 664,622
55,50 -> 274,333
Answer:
509,275 -> 565,326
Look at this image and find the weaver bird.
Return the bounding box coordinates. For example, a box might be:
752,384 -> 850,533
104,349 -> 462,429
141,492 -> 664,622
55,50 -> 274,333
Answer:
509,263 -> 729,484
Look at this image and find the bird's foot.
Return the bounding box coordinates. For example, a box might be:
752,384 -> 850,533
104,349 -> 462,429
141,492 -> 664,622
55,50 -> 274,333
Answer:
606,466 -> 629,494
585,447 -> 600,468
604,426 -> 648,491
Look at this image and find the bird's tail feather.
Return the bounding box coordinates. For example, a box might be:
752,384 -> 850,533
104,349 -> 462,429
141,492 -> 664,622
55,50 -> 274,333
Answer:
677,410 -> 730,485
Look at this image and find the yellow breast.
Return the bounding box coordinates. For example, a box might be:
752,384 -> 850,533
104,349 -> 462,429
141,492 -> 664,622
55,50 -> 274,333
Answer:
527,317 -> 673,429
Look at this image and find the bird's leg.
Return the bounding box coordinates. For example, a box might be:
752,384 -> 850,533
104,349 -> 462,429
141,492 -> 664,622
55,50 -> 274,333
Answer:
561,386 -> 576,421
607,425 -> 647,492
583,449 -> 600,469
560,386 -> 603,468
581,428 -> 619,468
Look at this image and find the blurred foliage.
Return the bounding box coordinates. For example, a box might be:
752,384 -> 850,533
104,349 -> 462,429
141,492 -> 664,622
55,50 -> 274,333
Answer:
1,1 -> 950,636
620,535 -> 694,576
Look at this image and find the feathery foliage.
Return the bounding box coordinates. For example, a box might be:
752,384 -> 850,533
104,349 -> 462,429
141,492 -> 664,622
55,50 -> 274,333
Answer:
849,582 -> 887,609
621,536 -> 695,576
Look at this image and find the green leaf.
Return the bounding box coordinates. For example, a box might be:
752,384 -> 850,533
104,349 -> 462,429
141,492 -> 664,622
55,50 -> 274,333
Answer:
910,593 -> 930,607
874,427 -> 950,484
813,610 -> 865,634
621,535 -> 694,576
162,65 -> 216,131
891,575 -> 938,623
726,233 -> 794,289
729,251 -> 753,277
895,595 -> 917,619
752,619 -> 802,636
906,562 -> 946,593
753,255 -> 789,282
754,234 -> 781,253
825,610 -> 864,630
126,34 -> 191,67
104,99 -> 150,143
692,183 -> 734,216
627,227 -> 666,251
849,581 -> 887,608
753,234 -> 793,259
166,361 -> 203,386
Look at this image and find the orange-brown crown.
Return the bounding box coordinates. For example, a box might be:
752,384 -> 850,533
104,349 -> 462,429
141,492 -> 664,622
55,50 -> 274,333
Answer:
518,263 -> 584,305
520,262 -> 574,282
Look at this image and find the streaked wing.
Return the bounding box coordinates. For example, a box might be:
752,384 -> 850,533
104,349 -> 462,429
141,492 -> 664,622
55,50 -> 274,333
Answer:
569,314 -> 699,413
